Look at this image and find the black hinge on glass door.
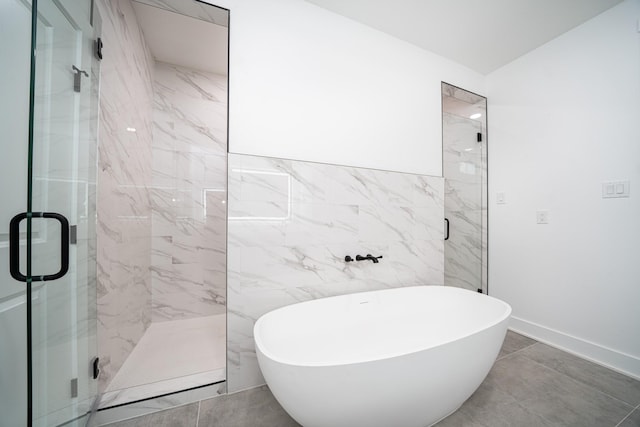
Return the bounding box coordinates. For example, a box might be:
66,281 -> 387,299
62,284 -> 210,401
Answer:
9,212 -> 70,282
72,65 -> 89,93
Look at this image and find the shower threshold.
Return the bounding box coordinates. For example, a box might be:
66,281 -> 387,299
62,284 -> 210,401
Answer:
99,314 -> 226,408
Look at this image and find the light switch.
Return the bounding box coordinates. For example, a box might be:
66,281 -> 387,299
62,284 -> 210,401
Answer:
496,192 -> 506,204
602,181 -> 630,198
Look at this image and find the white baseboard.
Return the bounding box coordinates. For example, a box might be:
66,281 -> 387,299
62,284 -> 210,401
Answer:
509,316 -> 640,381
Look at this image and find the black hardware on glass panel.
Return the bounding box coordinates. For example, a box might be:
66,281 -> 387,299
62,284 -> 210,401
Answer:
9,212 -> 70,282
70,378 -> 78,398
94,37 -> 103,60
477,288 -> 483,293
344,255 -> 354,262
92,357 -> 100,380
477,132 -> 482,143
72,65 -> 89,93
355,254 -> 383,264
444,218 -> 450,241
70,225 -> 78,245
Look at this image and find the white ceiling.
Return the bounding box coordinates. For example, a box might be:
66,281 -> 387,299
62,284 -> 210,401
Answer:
304,0 -> 624,74
132,1 -> 228,75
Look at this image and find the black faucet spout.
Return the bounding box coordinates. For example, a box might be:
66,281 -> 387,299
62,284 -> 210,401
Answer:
355,254 -> 383,263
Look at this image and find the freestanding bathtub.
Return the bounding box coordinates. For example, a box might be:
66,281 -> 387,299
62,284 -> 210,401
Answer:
254,285 -> 511,427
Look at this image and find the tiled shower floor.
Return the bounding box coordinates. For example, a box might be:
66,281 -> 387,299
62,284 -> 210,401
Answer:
100,314 -> 226,408
103,330 -> 640,426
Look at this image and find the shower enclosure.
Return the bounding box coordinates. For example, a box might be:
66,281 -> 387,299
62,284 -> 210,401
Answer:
1,0 -> 229,424
442,83 -> 488,293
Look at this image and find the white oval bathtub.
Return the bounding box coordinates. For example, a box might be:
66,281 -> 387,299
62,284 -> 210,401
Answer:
254,285 -> 512,427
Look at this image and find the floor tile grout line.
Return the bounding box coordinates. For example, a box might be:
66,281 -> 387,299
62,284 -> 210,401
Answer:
501,340 -> 640,407
613,402 -> 639,427
517,351 -> 638,409
496,342 -> 537,361
195,400 -> 201,427
508,397 -> 558,427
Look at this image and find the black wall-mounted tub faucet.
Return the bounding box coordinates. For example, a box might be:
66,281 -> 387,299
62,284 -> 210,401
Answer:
356,254 -> 383,264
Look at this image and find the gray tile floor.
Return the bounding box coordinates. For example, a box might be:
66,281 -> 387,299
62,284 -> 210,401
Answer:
103,331 -> 640,427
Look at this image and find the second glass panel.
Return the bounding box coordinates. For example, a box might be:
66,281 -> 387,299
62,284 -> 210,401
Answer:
94,0 -> 229,408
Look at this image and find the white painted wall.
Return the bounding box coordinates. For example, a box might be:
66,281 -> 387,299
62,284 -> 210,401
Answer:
204,0 -> 485,176
487,0 -> 640,378
202,0 -> 640,378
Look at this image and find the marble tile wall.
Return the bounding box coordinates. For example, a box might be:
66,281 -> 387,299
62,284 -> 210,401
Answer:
227,154 -> 445,392
150,62 -> 227,322
132,0 -> 229,26
442,111 -> 484,292
96,0 -> 155,392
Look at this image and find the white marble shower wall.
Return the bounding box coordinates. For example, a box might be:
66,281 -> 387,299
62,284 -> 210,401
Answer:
96,0 -> 155,392
150,62 -> 227,322
227,154 -> 445,392
96,0 -> 228,393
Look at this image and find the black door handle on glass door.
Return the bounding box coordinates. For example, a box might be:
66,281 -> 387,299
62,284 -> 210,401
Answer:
9,212 -> 70,282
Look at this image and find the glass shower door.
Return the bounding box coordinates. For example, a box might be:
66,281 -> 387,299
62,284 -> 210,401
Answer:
2,0 -> 99,425
442,82 -> 487,293
1,1 -> 34,425
443,112 -> 483,291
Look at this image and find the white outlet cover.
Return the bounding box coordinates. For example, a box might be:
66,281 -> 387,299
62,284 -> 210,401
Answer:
536,210 -> 549,224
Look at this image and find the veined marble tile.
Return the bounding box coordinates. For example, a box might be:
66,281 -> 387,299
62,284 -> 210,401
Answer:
413,205 -> 446,241
152,263 -> 225,321
445,180 -> 483,212
150,62 -> 227,323
227,215 -> 287,248
227,287 -> 311,392
131,0 -> 229,26
285,203 -> 359,246
227,153 -> 445,392
444,209 -> 483,291
442,83 -> 485,106
154,62 -> 227,154
96,0 -> 228,394
412,174 -> 445,208
442,96 -> 487,293
150,147 -> 177,188
354,167 -> 417,206
388,239 -> 445,285
229,245 -> 360,292
228,163 -> 290,205
358,205 -> 415,242
481,207 -> 488,292
96,0 -> 157,391
443,117 -> 483,185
